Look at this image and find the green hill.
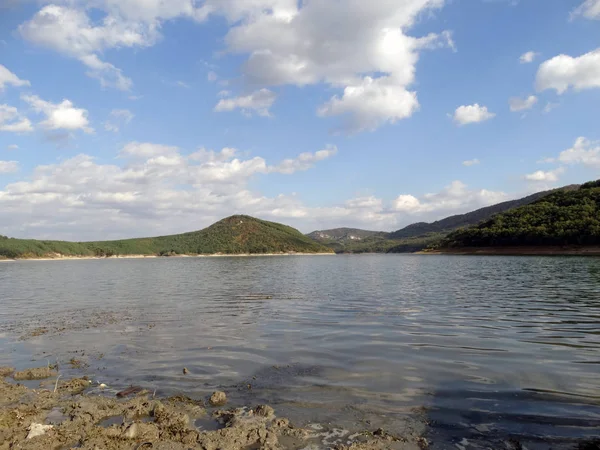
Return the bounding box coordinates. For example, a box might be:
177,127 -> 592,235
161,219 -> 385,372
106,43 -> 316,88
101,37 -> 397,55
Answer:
306,186 -> 574,254
0,215 -> 333,259
439,180 -> 600,249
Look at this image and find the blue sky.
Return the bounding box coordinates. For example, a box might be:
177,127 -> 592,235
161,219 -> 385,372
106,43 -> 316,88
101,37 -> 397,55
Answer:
0,0 -> 599,239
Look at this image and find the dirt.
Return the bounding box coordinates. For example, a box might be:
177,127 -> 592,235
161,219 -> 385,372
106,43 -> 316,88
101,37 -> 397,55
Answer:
0,373 -> 428,450
13,366 -> 57,381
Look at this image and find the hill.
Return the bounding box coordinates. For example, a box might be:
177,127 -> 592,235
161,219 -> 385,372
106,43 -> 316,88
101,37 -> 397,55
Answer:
306,186 -> 574,253
439,180 -> 600,249
388,185 -> 579,240
0,215 -> 334,259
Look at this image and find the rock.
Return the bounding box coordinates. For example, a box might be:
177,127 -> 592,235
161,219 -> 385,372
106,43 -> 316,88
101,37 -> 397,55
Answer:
14,367 -> 57,381
123,423 -> 139,439
27,423 -> 53,439
209,391 -> 227,407
183,367 -> 189,375
255,405 -> 274,417
0,367 -> 15,377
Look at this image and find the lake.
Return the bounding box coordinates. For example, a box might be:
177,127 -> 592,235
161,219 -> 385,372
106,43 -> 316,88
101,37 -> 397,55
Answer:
1,255 -> 599,449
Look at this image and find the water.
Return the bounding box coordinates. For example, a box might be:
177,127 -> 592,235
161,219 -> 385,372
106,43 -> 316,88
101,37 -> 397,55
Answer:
1,255 -> 599,448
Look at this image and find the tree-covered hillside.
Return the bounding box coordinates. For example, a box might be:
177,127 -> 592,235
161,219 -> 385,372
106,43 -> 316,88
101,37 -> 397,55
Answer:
440,181 -> 600,248
306,186 -> 574,254
0,215 -> 333,259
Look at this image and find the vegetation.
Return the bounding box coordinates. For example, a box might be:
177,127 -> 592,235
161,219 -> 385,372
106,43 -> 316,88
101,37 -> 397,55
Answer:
0,215 -> 333,259
440,181 -> 600,248
307,186 -> 575,253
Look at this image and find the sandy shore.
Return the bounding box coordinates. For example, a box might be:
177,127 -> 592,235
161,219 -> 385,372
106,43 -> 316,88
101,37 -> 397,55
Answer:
0,367 -> 422,450
0,252 -> 335,262
420,246 -> 600,256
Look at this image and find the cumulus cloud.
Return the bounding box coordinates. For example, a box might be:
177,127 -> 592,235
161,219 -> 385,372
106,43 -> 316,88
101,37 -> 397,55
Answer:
22,95 -> 93,133
0,161 -> 19,173
105,109 -> 134,132
214,89 -> 277,117
572,0 -> 600,19
18,4 -> 154,90
557,137 -> 600,168
214,0 -> 453,132
0,104 -> 34,133
519,51 -> 538,64
536,49 -> 600,94
0,64 -> 30,91
0,140 -> 341,239
524,167 -> 565,182
317,76 -> 419,133
462,159 -> 480,166
509,95 -> 538,112
393,180 -> 507,214
452,104 -> 495,125
18,1 -> 453,129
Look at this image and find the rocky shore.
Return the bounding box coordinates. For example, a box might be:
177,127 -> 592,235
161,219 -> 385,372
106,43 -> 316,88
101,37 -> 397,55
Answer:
0,367 -> 425,450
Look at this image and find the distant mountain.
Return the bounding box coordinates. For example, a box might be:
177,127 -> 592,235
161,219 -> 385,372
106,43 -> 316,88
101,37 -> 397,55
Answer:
307,228 -> 388,242
305,185 -> 579,254
440,180 -> 600,249
0,215 -> 333,259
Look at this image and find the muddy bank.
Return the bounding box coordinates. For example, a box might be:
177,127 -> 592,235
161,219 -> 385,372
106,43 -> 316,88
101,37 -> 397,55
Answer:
421,246 -> 600,256
0,368 -> 424,450
0,253 -> 335,262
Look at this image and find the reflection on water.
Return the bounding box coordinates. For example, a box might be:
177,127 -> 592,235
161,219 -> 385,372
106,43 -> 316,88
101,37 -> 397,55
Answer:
1,255 -> 600,448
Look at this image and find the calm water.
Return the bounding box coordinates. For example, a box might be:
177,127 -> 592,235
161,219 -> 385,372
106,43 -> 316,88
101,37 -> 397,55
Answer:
1,255 -> 600,448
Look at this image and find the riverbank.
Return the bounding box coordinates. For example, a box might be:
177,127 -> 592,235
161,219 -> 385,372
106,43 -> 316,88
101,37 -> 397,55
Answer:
0,252 -> 335,262
420,246 -> 600,256
0,368 -> 423,450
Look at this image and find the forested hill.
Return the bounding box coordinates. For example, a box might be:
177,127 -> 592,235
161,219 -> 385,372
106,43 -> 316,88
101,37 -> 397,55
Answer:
389,185 -> 579,240
440,181 -> 600,248
305,185 -> 575,253
0,215 -> 333,259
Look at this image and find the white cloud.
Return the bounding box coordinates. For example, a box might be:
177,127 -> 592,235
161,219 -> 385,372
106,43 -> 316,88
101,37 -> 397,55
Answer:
536,48 -> 600,94
317,76 -> 419,133
572,0 -> 600,20
0,104 -> 34,133
452,104 -> 495,125
214,89 -> 277,117
393,180 -> 507,214
7,144 -> 19,151
524,167 -> 565,182
176,81 -> 190,88
0,161 -> 19,174
272,145 -> 337,174
19,4 -> 154,90
22,95 -> 93,133
462,159 -> 480,166
509,95 -> 538,112
18,1 -> 453,128
0,64 -> 30,91
557,137 -> 600,168
519,51 -> 538,64
216,0 -> 452,132
0,140 -> 341,239
105,109 -> 134,132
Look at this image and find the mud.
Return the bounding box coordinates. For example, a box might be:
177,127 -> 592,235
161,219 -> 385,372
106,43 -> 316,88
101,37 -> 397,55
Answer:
13,366 -> 57,381
0,373 -> 427,450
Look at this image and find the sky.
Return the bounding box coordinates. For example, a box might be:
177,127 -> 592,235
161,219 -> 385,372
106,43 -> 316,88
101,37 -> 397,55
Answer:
0,0 -> 599,240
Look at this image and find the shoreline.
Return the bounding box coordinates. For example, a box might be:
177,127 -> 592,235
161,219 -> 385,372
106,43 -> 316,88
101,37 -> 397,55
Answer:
419,246 -> 600,256
0,252 -> 336,262
0,367 -> 422,450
